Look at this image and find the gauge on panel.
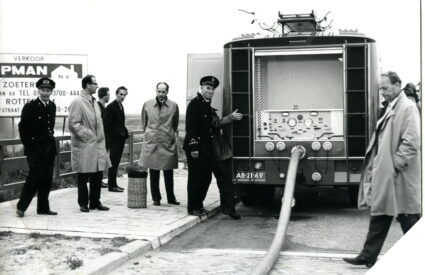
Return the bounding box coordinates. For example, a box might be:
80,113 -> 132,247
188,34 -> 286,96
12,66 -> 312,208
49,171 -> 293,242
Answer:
287,118 -> 297,127
304,118 -> 313,127
310,111 -> 318,116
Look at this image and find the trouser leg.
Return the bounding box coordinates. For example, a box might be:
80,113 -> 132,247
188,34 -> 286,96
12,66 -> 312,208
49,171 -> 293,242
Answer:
108,139 -> 125,188
164,170 -> 176,202
212,159 -> 235,212
359,215 -> 393,262
89,171 -> 103,207
187,152 -> 204,212
36,156 -> 55,212
77,173 -> 90,207
199,158 -> 212,208
17,155 -> 41,212
150,169 -> 161,202
397,214 -> 421,234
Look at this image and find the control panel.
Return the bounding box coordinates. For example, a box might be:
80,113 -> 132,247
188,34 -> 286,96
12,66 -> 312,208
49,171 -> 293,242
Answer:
256,110 -> 343,141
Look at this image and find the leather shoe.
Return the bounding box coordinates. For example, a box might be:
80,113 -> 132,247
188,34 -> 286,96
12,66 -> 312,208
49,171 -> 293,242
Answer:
188,210 -> 204,217
80,206 -> 90,212
168,200 -> 180,205
343,256 -> 375,268
90,204 -> 110,211
116,185 -> 125,191
198,208 -> 208,215
222,210 -> 241,220
16,209 -> 25,218
37,210 -> 58,215
109,187 -> 123,192
153,201 -> 161,206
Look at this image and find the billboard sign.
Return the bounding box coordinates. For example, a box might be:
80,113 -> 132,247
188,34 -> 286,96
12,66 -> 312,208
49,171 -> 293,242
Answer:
0,53 -> 88,117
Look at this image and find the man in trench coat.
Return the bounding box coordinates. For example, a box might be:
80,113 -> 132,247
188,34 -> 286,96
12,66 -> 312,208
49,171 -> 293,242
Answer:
68,75 -> 112,212
139,82 -> 180,206
343,71 -> 421,267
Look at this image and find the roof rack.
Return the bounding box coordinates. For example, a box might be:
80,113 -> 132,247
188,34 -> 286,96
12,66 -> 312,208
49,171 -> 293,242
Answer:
278,10 -> 323,33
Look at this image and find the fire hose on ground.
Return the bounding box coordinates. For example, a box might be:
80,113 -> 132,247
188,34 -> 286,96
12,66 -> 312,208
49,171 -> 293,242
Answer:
251,145 -> 306,275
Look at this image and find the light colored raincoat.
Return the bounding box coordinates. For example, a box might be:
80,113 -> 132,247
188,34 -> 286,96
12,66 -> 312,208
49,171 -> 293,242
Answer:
68,91 -> 111,173
138,98 -> 179,170
358,92 -> 421,216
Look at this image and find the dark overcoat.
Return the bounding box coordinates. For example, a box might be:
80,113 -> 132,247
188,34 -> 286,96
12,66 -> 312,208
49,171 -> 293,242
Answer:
183,93 -> 214,157
18,98 -> 57,157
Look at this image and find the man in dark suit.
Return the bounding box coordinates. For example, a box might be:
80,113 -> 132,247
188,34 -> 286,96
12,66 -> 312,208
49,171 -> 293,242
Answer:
16,77 -> 58,217
97,87 -> 110,188
97,87 -> 110,118
183,76 -> 218,216
104,86 -> 129,192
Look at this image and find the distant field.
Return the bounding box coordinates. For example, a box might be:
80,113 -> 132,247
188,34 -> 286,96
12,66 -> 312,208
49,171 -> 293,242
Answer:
126,114 -> 186,136
0,114 -> 186,139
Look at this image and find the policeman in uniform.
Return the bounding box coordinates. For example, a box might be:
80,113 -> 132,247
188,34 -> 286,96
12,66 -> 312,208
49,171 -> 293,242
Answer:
16,77 -> 57,217
183,76 -> 218,216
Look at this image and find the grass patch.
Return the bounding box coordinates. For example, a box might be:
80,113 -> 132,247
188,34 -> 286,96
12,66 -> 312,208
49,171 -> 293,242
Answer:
111,236 -> 131,247
28,232 -> 42,239
98,247 -> 122,256
0,231 -> 12,237
12,248 -> 27,255
26,244 -> 42,250
66,256 -> 83,270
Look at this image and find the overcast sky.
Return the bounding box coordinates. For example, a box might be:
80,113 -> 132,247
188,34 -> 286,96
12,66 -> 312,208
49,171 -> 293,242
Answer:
0,0 -> 421,114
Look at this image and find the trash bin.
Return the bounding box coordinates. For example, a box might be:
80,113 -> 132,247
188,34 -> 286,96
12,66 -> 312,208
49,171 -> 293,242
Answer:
127,165 -> 148,208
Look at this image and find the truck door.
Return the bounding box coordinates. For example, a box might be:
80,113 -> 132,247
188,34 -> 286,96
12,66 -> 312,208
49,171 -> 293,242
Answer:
186,53 -> 223,116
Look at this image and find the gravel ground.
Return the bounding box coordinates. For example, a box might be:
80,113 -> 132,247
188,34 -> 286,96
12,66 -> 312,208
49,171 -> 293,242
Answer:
0,231 -> 132,275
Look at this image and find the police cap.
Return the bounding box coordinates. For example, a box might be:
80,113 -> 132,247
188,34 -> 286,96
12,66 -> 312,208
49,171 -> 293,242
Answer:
200,76 -> 219,89
36,77 -> 55,90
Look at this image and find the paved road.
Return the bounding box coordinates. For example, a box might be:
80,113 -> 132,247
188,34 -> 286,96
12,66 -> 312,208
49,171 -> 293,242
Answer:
111,186 -> 404,274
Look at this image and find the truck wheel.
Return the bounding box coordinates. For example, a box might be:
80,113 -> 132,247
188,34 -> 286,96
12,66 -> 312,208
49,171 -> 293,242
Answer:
348,186 -> 359,207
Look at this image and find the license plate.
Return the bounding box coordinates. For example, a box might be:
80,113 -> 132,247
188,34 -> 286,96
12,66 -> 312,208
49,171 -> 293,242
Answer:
234,171 -> 266,182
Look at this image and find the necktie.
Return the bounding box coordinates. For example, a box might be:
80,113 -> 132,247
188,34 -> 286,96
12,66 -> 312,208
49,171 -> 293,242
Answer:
378,101 -> 388,119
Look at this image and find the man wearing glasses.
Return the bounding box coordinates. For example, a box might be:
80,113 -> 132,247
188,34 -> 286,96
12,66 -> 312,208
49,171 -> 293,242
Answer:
68,75 -> 111,212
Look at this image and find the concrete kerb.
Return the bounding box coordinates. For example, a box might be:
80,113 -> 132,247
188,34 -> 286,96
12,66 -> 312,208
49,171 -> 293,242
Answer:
71,201 -> 221,275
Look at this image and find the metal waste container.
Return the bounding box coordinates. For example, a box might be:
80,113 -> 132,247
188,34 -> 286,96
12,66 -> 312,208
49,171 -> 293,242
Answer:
127,165 -> 148,208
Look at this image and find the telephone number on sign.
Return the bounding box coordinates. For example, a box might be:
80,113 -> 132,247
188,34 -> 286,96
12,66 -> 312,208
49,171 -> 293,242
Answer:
234,172 -> 266,182
56,106 -> 70,113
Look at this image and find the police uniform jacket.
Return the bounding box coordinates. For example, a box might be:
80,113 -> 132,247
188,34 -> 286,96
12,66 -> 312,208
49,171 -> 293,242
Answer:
18,98 -> 57,157
68,91 -> 111,173
183,93 -> 214,156
358,92 -> 421,216
138,97 -> 179,170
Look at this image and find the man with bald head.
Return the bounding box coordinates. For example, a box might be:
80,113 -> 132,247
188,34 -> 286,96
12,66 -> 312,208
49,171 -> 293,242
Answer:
139,82 -> 180,206
343,71 -> 421,268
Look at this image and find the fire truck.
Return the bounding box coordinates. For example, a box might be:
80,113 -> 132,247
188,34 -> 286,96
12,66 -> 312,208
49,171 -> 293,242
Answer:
187,11 -> 380,205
